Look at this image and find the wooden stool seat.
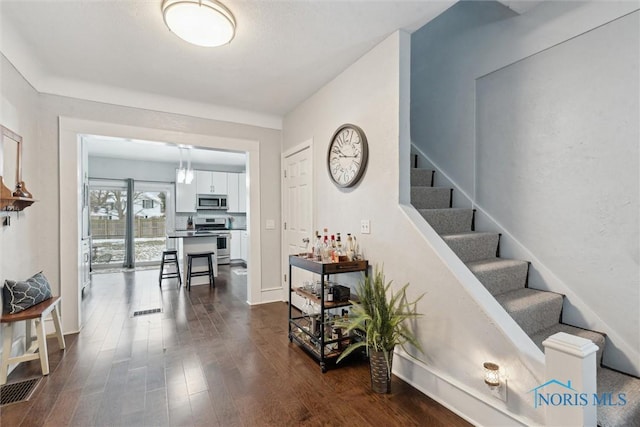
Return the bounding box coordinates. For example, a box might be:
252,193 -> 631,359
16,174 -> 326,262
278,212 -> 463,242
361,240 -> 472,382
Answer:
186,251 -> 215,291
0,296 -> 65,385
159,249 -> 182,288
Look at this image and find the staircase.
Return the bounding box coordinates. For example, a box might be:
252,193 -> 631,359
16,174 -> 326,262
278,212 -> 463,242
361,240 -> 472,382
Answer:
410,161 -> 640,427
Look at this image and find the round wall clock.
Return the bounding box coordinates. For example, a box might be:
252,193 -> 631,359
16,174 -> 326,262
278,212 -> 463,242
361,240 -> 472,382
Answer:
327,123 -> 369,188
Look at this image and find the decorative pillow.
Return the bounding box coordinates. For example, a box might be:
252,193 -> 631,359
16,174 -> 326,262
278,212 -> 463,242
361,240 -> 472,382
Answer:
3,272 -> 53,315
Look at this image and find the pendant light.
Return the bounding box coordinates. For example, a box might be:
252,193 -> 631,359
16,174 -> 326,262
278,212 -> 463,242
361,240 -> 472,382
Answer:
185,147 -> 194,184
162,0 -> 236,47
176,146 -> 186,183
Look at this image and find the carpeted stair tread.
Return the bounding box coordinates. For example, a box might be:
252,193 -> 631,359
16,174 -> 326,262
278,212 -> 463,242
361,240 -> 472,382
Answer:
441,232 -> 499,263
419,208 -> 473,235
530,323 -> 606,366
466,258 -> 529,296
411,169 -> 435,187
597,368 -> 640,427
411,187 -> 451,209
494,288 -> 563,336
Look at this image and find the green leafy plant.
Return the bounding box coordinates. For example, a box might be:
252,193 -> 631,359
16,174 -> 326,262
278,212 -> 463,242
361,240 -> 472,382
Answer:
336,265 -> 424,368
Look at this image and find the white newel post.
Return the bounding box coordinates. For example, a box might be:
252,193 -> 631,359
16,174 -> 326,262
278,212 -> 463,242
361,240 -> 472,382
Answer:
543,332 -> 598,427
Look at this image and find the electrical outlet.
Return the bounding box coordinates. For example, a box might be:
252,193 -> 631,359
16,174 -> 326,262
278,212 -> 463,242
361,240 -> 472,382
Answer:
360,219 -> 370,234
490,379 -> 508,402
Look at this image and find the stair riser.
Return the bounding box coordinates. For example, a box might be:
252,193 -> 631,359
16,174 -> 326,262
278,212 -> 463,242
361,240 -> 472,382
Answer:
471,262 -> 529,296
442,234 -> 499,263
419,209 -> 473,235
410,169 -> 434,187
411,187 -> 451,209
505,295 -> 563,336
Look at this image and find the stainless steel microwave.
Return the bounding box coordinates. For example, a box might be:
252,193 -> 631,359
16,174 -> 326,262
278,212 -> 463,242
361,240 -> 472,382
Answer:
196,194 -> 228,210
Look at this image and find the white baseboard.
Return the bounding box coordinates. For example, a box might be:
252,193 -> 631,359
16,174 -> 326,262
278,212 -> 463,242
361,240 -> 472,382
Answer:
246,287 -> 284,305
393,350 -> 540,427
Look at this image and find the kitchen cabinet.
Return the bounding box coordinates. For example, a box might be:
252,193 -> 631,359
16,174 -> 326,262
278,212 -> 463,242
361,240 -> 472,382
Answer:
176,169 -> 196,212
238,173 -> 247,213
230,230 -> 242,260
227,172 -> 247,213
241,231 -> 248,261
227,173 -> 239,212
196,170 -> 227,195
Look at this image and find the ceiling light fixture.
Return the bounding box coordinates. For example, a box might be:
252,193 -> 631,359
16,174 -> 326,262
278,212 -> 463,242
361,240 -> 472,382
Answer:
162,0 -> 236,47
185,148 -> 194,184
176,146 -> 186,183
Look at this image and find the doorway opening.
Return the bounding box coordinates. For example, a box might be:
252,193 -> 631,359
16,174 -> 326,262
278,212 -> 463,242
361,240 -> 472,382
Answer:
60,118 -> 263,334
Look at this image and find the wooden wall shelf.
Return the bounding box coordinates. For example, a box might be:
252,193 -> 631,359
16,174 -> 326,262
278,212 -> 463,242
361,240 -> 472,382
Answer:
0,177 -> 35,211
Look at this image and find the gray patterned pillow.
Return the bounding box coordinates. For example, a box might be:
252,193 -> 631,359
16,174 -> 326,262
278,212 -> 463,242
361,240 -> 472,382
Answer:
3,272 -> 53,314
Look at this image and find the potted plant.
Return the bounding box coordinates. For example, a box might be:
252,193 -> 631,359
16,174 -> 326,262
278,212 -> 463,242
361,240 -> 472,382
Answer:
336,265 -> 423,393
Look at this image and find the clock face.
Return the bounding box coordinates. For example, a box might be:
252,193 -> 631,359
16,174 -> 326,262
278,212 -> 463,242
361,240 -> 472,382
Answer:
327,124 -> 368,188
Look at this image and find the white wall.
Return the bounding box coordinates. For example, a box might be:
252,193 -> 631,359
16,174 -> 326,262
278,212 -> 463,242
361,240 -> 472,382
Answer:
283,31 -> 543,426
0,50 -> 282,333
0,53 -> 43,371
411,1 -> 640,375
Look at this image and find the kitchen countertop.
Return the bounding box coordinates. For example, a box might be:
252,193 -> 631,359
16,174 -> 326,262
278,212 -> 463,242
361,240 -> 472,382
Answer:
166,231 -> 221,238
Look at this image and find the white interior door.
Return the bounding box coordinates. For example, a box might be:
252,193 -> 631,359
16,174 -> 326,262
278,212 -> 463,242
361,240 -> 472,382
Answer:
282,142 -> 313,309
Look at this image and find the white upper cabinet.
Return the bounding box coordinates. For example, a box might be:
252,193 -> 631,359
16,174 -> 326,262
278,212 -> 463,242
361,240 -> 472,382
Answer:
238,173 -> 247,213
196,170 -> 228,195
227,172 -> 247,213
227,173 -> 240,212
176,169 -> 196,212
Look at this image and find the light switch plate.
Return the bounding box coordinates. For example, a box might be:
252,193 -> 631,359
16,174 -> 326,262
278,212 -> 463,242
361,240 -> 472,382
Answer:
360,219 -> 370,234
265,219 -> 275,230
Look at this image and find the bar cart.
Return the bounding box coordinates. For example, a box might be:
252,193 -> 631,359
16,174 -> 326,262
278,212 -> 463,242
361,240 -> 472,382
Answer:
288,255 -> 368,372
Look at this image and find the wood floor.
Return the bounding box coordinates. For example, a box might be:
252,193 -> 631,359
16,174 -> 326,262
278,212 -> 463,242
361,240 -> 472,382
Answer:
0,265 -> 471,426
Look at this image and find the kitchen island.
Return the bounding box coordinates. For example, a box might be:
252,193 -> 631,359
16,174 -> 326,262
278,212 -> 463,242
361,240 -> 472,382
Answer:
166,231 -> 218,286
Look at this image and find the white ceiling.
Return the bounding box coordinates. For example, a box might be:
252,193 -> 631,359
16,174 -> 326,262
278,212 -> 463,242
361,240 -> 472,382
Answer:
0,0 -> 455,129
84,134 -> 247,167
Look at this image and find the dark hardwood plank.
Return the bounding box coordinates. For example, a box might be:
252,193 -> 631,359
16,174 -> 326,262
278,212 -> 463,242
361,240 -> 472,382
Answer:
1,266 -> 471,427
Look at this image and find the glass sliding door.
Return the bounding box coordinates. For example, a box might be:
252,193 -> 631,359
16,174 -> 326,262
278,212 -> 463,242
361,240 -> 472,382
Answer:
133,182 -> 173,267
89,179 -> 128,268
89,179 -> 174,270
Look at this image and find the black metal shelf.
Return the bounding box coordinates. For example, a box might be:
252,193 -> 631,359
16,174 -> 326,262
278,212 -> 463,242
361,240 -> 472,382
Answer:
287,255 -> 368,373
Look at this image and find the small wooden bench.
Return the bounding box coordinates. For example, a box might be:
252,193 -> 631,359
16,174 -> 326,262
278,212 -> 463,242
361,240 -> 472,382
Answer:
0,296 -> 65,385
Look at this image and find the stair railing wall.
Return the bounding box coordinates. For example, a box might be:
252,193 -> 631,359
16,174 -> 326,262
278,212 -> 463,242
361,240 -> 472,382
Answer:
411,142 -> 640,378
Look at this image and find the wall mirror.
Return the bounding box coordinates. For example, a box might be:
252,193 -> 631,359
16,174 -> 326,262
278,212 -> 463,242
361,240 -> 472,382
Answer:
1,125 -> 25,197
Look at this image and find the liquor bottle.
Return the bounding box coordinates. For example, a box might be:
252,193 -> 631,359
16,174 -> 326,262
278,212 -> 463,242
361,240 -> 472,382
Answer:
336,233 -> 343,259
314,232 -> 323,261
322,232 -> 330,262
352,235 -> 359,260
330,235 -> 337,262
327,286 -> 334,302
346,233 -> 354,261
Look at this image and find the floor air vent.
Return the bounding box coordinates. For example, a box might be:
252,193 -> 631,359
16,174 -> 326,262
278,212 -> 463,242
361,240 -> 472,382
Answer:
132,308 -> 162,317
1,377 -> 41,406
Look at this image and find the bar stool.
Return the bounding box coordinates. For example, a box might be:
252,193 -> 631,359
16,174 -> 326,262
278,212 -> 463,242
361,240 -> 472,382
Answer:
186,251 -> 215,291
159,250 -> 182,288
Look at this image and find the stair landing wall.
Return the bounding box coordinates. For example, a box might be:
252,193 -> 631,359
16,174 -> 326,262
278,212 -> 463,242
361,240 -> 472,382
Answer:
410,1 -> 640,377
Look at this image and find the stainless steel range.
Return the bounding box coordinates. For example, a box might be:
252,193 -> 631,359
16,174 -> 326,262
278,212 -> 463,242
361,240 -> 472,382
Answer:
194,217 -> 230,265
